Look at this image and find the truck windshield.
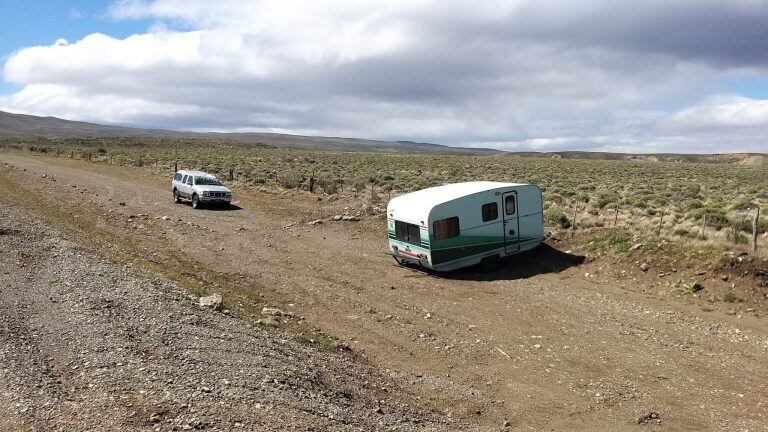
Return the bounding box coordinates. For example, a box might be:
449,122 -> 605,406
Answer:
195,177 -> 222,186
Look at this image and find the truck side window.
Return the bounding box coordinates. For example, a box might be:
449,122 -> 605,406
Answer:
505,195 -> 516,215
174,173 -> 181,181
433,217 -> 459,240
481,202 -> 498,222
186,176 -> 193,185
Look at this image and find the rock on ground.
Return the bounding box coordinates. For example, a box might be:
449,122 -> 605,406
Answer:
198,293 -> 222,310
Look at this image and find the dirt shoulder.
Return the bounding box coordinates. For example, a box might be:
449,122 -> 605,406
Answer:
2,151 -> 768,431
0,193 -> 451,430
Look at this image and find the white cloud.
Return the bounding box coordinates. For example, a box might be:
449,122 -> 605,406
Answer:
667,95 -> 768,129
2,0 -> 768,152
0,84 -> 205,125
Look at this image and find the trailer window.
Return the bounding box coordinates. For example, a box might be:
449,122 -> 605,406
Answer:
395,220 -> 421,245
505,195 -> 516,215
481,202 -> 498,222
433,217 -> 460,240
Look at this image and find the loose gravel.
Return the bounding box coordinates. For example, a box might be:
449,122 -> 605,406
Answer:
0,201 -> 451,431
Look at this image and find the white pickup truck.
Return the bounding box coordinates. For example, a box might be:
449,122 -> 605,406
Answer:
172,170 -> 232,209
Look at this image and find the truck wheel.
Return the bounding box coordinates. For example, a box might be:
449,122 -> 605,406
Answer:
173,189 -> 181,203
191,194 -> 200,209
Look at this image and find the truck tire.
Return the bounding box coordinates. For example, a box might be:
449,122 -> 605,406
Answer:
173,189 -> 181,204
191,194 -> 200,209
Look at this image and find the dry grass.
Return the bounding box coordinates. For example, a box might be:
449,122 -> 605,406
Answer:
4,138 -> 768,256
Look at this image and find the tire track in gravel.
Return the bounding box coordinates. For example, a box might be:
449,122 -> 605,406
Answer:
0,194 -> 454,431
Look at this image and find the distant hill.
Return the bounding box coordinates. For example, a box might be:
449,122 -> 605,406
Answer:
737,155 -> 768,166
0,110 -> 176,138
2,110 -> 765,162
0,110 -> 497,154
505,150 -> 768,166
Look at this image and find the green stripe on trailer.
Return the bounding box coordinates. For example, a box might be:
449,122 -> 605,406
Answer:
430,236 -> 539,265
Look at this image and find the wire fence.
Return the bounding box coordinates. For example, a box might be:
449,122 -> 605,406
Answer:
4,142 -> 765,252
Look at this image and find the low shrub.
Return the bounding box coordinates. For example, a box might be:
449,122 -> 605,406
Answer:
544,206 -> 571,228
277,170 -> 301,189
586,232 -> 631,253
690,208 -> 729,229
681,281 -> 704,295
685,199 -> 704,210
737,217 -> 768,234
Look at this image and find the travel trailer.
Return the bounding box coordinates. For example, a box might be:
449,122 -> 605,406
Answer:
386,181 -> 543,272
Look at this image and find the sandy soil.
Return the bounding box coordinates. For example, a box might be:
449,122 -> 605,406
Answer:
2,151 -> 768,431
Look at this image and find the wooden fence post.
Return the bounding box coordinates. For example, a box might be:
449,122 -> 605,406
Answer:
572,198 -> 579,232
613,206 -> 619,228
309,170 -> 315,193
700,214 -> 706,239
229,166 -> 234,181
753,206 -> 760,252
657,209 -> 664,236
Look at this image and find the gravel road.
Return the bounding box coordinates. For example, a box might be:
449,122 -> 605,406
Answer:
0,199 -> 450,431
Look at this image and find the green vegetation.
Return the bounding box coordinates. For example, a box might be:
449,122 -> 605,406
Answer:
295,331 -> 344,353
544,206 -> 571,228
4,137 -> 768,250
585,232 -> 632,253
681,281 -> 704,295
723,292 -> 744,303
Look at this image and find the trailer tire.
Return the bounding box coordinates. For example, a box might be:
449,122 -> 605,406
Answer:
479,254 -> 499,273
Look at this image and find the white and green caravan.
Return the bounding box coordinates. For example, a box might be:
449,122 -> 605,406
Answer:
386,181 -> 543,272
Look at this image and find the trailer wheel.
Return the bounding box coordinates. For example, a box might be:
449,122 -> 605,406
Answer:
479,255 -> 499,273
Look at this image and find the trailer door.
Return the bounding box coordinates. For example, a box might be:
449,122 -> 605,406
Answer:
502,191 -> 520,254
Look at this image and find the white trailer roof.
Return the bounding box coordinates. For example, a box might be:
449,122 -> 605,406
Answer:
387,181 -> 527,225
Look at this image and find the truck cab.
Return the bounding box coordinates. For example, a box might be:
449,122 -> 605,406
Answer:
172,170 -> 232,209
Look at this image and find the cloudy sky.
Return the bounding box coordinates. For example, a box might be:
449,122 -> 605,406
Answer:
2,0 -> 768,153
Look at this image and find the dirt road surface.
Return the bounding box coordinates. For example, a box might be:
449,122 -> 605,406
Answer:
2,151 -> 768,431
0,176 -> 451,431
